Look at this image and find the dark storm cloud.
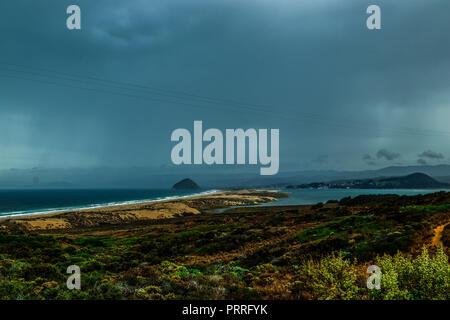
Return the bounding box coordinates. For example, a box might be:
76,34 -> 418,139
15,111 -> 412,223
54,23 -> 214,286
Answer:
417,159 -> 427,165
362,154 -> 377,166
418,150 -> 445,160
376,149 -> 401,161
1,0 -> 450,174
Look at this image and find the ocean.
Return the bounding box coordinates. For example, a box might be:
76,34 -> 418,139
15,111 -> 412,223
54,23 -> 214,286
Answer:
0,189 -> 218,218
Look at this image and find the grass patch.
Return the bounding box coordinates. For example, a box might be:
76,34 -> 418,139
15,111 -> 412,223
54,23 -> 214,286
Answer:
400,204 -> 450,214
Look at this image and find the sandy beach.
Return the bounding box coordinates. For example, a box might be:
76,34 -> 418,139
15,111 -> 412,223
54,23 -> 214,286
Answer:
0,189 -> 286,232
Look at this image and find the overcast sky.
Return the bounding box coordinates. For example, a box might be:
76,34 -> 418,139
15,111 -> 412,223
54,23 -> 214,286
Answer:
1,0 -> 450,174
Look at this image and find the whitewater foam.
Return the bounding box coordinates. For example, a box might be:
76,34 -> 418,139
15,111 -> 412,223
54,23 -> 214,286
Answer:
0,189 -> 220,218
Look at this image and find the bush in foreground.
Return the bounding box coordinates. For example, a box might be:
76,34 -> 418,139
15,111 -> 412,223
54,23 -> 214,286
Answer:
371,246 -> 450,300
296,246 -> 449,300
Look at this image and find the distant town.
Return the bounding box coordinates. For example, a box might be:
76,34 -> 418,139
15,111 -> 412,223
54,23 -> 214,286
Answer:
286,172 -> 450,189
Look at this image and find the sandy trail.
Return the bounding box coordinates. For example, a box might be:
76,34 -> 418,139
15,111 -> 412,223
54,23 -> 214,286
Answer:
431,222 -> 450,247
177,225 -> 310,266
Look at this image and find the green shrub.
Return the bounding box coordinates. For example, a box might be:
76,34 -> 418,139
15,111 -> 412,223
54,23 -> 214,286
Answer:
226,285 -> 260,299
371,246 -> 450,300
73,237 -> 111,248
91,282 -> 124,300
298,252 -> 360,300
0,280 -> 34,300
20,263 -> 62,282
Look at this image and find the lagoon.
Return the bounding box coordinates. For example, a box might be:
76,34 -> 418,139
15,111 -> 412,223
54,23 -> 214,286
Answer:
258,188 -> 447,207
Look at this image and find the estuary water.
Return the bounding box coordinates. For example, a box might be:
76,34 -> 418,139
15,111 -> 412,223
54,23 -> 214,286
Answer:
257,188 -> 447,207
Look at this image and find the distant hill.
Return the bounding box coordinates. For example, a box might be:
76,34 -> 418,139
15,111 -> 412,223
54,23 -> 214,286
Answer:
172,178 -> 200,190
3,164 -> 450,189
371,173 -> 450,188
353,165 -> 450,179
287,172 -> 450,189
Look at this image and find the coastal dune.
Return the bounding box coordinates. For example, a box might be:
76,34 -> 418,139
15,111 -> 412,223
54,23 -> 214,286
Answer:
0,190 -> 285,232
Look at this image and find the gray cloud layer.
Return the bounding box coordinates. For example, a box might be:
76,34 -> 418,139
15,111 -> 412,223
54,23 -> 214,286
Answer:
376,149 -> 401,161
1,0 -> 450,173
419,150 -> 445,159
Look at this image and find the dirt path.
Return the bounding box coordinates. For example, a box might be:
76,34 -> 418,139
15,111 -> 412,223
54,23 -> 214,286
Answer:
178,227 -> 306,266
431,222 -> 450,247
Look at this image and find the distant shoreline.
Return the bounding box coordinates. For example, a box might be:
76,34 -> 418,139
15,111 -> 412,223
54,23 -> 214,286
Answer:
0,189 -> 221,219
0,189 -> 286,232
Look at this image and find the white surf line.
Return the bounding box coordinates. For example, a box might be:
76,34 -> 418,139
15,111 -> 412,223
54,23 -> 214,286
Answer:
0,189 -> 221,219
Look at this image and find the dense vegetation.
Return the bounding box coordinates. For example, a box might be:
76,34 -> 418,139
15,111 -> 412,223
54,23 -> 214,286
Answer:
0,192 -> 449,300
